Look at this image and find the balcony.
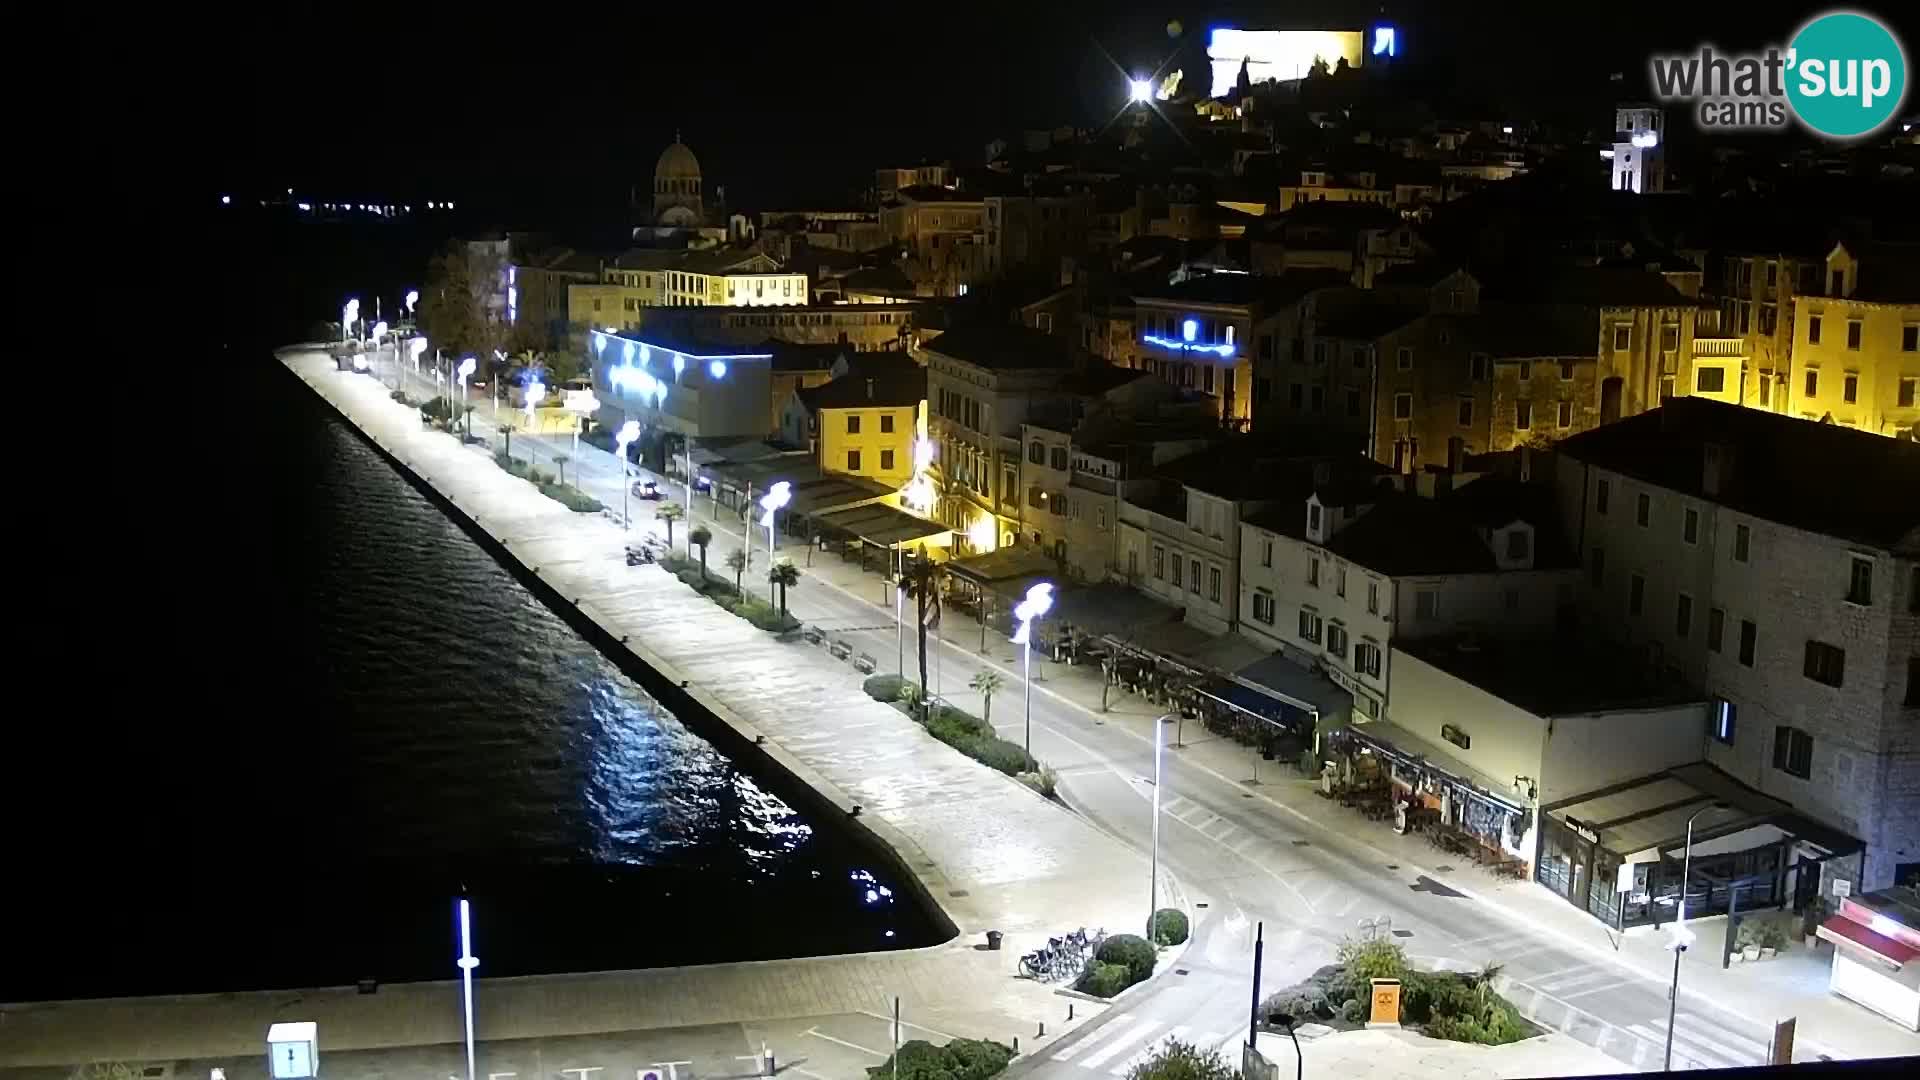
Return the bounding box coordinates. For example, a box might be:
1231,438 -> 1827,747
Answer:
1692,337 -> 1748,359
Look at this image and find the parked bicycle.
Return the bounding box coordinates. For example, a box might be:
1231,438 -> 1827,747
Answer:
1017,926 -> 1107,982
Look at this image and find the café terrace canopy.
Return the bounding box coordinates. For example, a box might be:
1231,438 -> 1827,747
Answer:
1544,761 -> 1863,864
814,502 -> 950,548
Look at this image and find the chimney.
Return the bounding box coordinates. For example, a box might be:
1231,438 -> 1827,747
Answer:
866,378 -> 875,401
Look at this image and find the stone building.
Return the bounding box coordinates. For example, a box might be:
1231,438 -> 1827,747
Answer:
1555,398 -> 1920,892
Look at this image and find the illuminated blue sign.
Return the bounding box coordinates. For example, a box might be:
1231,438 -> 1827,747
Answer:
1372,26 -> 1396,57
1142,334 -> 1236,358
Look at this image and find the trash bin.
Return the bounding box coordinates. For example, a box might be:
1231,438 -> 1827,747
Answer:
986,930 -> 1003,951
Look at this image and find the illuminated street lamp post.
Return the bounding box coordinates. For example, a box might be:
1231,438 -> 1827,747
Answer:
1664,801 -> 1731,1071
456,355 -> 477,438
614,420 -> 640,530
1129,77 -> 1154,103
454,897 -> 479,1080
758,481 -> 792,601
342,298 -> 359,343
1148,707 -> 1193,938
1011,582 -> 1055,760
525,376 -> 545,439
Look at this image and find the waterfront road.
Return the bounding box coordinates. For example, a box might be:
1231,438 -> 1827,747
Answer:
372,357 -> 1919,1075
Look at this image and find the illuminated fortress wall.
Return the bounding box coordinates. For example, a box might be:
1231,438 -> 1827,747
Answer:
1208,28 -> 1366,96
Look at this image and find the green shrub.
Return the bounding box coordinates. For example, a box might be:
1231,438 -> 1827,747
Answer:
1122,1040 -> 1237,1080
1097,933 -> 1157,986
539,484 -> 603,513
391,390 -> 412,405
940,1039 -> 1014,1080
660,552 -> 693,574
1263,983 -> 1333,1023
1337,936 -> 1408,986
866,1039 -> 1013,1080
420,396 -> 452,419
864,673 -> 908,702
1078,961 -> 1133,998
1340,997 -> 1366,1024
928,706 -> 991,740
676,567 -> 707,591
969,737 -> 1036,776
494,451 -> 514,469
1019,767 -> 1058,799
1149,908 -> 1190,946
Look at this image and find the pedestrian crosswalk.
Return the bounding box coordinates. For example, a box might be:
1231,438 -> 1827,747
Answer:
1503,972 -> 1770,1073
1050,1014 -> 1229,1075
1627,1018 -> 1767,1072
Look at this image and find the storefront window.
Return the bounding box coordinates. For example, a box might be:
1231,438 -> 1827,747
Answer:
1537,818 -> 1592,904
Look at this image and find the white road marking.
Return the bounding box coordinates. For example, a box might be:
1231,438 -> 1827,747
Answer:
1109,1025 -> 1192,1075
1080,1020 -> 1163,1070
1641,1017 -> 1763,1068
804,1029 -> 888,1058
855,1009 -> 961,1042
1052,1014 -> 1134,1061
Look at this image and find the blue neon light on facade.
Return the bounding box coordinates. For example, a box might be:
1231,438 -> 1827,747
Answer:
1372,26 -> 1396,57
1142,334 -> 1235,357
1182,318 -> 1198,342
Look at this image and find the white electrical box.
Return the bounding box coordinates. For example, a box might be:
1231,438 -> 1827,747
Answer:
267,1021 -> 318,1079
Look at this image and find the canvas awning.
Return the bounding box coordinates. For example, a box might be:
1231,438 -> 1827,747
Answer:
1819,916 -> 1920,967
1543,761 -> 1862,861
813,503 -> 950,548
1342,719 -> 1529,812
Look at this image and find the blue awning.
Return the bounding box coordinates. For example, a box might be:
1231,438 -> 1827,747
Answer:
1210,681 -> 1314,733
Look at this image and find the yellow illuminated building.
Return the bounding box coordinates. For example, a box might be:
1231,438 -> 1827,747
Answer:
1788,243 -> 1920,439
804,367 -> 929,488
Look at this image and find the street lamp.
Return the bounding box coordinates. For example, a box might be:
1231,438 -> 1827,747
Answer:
615,420 -> 640,529
1663,800 -> 1731,1071
455,896 -> 479,1080
405,289 -> 418,320
1011,582 -> 1055,760
1148,707 -> 1193,938
525,377 -> 545,445
456,355 -> 476,438
342,298 -> 359,343
759,481 -> 792,599
1129,77 -> 1154,103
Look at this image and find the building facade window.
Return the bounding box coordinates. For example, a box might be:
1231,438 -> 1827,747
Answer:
1590,546 -> 1606,588
1847,556 -> 1873,605
1393,392 -> 1412,420
1734,524 -> 1751,562
1675,593 -> 1693,638
1189,558 -> 1203,595
1327,623 -> 1349,660
1558,400 -> 1573,428
1629,573 -> 1645,615
1458,398 -> 1474,426
847,449 -> 862,471
1739,619 -> 1758,667
1516,400 -> 1532,430
1805,369 -> 1819,398
1415,589 -> 1439,621
1846,320 -> 1862,350
1356,641 -> 1382,677
1336,567 -> 1347,597
1772,726 -> 1813,779
1696,367 -> 1725,393
1366,581 -> 1380,614
880,414 -> 894,433
1261,539 -> 1273,567
1208,567 -> 1222,602
1298,609 -> 1323,643
1636,492 -> 1651,527
1308,557 -> 1320,587
880,449 -> 895,471
1252,591 -> 1275,624
1683,508 -> 1699,544
1707,607 -> 1725,652
1711,698 -> 1736,745
847,414 -> 861,435
1808,314 -> 1822,344
1153,545 -> 1165,579
1843,373 -> 1859,404
1803,640 -> 1846,687
1596,478 -> 1610,514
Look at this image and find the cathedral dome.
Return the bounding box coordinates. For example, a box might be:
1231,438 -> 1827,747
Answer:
656,141 -> 701,182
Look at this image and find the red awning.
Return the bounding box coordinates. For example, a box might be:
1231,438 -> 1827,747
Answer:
1818,915 -> 1920,967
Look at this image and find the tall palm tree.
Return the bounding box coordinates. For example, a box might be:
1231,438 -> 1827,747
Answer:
725,548 -> 748,595
767,561 -> 801,619
500,421 -> 517,459
969,670 -> 1005,725
898,554 -> 942,699
553,453 -> 570,487
656,502 -> 684,546
689,525 -> 713,584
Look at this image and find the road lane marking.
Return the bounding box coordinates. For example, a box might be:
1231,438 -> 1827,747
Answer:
856,1010 -> 961,1042
1079,1019 -> 1162,1069
1052,1014 -> 1134,1061
1109,1025 -> 1192,1075
1641,1018 -> 1763,1067
804,1029 -> 888,1058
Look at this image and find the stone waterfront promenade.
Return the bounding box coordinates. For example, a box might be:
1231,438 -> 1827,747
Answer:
0,350 -> 1160,1065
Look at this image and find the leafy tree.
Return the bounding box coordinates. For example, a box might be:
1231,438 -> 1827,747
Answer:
420,241 -> 509,362
969,669 -> 1004,725
1125,1040 -> 1238,1080
1336,935 -> 1408,986
689,525 -> 713,583
898,554 -> 942,698
767,560 -> 801,618
725,547 -> 748,594
656,502 -> 685,546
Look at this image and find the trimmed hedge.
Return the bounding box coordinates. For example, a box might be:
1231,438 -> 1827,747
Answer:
924,706 -> 1036,777
492,451 -> 603,512
864,673 -> 908,702
1149,908 -> 1190,946
1096,933 -> 1157,986
1078,961 -> 1132,998
866,1039 -> 1013,1080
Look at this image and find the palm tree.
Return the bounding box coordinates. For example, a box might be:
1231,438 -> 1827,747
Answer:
898,554 -> 943,698
500,421 -> 517,459
970,670 -> 1005,725
725,547 -> 748,595
767,561 -> 801,619
553,453 -> 570,487
689,525 -> 713,584
656,502 -> 684,546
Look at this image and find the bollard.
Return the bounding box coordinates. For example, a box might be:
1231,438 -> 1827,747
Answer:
763,1042 -> 775,1076
1013,1036 -> 1020,1054
1068,1003 -> 1075,1021
1037,1022 -> 1046,1038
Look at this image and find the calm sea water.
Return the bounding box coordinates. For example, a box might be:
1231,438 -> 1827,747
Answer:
1,354 -> 936,1001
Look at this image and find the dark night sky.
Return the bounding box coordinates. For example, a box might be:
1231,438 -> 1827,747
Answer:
201,0 -> 1904,228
